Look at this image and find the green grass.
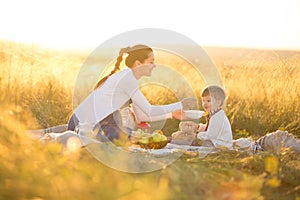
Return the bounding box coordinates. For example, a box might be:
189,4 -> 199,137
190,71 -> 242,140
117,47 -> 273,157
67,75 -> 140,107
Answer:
0,41 -> 299,199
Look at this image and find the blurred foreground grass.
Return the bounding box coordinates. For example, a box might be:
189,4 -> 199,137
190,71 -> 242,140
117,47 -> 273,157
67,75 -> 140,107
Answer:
0,41 -> 299,199
1,104 -> 299,199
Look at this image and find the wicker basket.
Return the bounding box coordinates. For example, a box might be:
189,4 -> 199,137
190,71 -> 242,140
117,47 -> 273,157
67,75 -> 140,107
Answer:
138,140 -> 168,149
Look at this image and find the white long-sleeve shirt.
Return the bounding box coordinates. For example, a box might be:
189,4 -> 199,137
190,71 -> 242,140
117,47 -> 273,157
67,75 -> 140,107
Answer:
74,69 -> 181,125
197,109 -> 233,148
132,103 -> 174,122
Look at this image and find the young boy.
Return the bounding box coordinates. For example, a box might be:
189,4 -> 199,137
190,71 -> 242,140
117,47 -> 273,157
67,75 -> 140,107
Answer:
196,85 -> 233,148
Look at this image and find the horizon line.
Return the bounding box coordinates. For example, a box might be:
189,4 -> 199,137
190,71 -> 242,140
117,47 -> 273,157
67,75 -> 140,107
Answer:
1,39 -> 300,52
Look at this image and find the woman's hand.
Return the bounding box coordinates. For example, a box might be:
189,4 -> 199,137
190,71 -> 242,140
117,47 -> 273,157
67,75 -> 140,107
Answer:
181,97 -> 197,110
172,110 -> 189,120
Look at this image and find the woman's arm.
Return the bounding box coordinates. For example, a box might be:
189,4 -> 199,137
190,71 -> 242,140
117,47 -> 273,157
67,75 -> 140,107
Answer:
121,71 -> 196,120
132,103 -> 172,122
131,89 -> 182,116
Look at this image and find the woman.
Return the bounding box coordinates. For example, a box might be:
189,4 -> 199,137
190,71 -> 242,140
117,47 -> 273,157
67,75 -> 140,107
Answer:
68,44 -> 197,141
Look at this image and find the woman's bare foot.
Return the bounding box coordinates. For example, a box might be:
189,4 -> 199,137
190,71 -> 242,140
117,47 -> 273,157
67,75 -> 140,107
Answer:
39,133 -> 55,144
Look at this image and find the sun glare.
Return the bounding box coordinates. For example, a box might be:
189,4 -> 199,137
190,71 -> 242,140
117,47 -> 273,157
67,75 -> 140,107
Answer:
1,0 -> 299,50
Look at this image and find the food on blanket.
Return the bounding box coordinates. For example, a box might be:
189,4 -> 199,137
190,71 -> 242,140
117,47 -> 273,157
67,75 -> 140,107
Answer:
161,135 -> 167,141
153,130 -> 164,135
139,139 -> 168,149
152,133 -> 167,142
138,133 -> 167,144
130,130 -> 149,144
133,130 -> 168,149
131,129 -> 148,139
132,130 -> 166,142
152,133 -> 162,143
139,137 -> 150,144
136,122 -> 151,133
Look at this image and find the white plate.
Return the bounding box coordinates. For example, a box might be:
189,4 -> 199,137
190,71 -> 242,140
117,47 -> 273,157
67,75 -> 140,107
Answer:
184,110 -> 205,119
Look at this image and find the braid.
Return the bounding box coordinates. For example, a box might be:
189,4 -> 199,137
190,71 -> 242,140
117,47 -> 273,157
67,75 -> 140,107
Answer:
94,47 -> 130,90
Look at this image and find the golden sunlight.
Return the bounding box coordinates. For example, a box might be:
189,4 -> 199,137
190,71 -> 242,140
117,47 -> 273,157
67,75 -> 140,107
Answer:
1,0 -> 300,50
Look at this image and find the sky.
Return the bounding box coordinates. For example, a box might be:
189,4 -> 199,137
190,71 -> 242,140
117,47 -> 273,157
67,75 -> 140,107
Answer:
1,0 -> 300,51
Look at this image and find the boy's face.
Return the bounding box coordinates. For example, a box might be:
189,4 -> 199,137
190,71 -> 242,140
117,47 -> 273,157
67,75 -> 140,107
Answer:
202,95 -> 212,112
202,95 -> 221,112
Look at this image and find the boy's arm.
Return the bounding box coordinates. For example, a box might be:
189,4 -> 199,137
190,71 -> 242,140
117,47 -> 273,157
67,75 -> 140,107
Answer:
197,131 -> 209,140
197,111 -> 233,147
197,115 -> 223,141
197,123 -> 206,132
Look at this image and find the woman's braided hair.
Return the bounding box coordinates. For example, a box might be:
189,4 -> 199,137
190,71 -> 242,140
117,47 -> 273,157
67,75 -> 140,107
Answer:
94,44 -> 152,90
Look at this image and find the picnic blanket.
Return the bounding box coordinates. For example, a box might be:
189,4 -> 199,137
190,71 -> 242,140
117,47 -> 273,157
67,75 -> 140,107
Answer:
29,127 -> 300,157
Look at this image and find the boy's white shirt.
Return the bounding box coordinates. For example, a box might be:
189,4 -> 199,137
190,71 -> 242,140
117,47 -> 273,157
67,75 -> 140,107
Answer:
197,109 -> 233,148
74,69 -> 180,125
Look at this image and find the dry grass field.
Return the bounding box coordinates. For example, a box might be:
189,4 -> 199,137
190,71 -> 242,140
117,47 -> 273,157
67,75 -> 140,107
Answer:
0,40 -> 299,199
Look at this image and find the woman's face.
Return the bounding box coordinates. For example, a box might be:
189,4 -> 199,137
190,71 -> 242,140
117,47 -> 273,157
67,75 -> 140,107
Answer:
139,52 -> 156,76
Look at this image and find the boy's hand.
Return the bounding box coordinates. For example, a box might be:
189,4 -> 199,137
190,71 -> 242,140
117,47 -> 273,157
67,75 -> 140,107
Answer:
197,123 -> 206,132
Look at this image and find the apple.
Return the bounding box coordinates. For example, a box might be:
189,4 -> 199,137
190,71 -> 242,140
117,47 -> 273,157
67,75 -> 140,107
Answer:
161,135 -> 167,141
139,137 -> 149,144
152,133 -> 162,142
153,130 -> 164,135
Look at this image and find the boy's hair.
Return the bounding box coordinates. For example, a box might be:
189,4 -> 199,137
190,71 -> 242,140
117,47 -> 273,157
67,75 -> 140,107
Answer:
201,85 -> 226,106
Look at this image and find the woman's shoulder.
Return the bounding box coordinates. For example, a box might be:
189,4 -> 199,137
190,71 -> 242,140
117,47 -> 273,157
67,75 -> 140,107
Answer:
112,68 -> 131,77
108,69 -> 138,90
108,69 -> 134,81
121,69 -> 136,79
